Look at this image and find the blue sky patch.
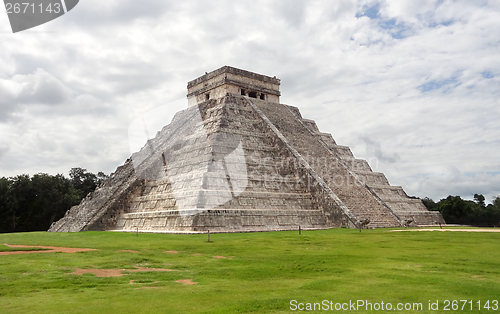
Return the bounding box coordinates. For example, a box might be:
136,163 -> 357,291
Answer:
482,71 -> 494,79
355,3 -> 414,39
379,18 -> 413,39
356,3 -> 380,19
380,18 -> 396,29
439,20 -> 453,27
429,20 -> 453,27
419,76 -> 460,92
465,171 -> 500,178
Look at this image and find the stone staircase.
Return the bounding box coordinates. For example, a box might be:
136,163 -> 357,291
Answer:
250,98 -> 402,228
283,104 -> 444,227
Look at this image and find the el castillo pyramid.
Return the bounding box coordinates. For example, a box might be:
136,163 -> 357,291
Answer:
49,66 -> 444,233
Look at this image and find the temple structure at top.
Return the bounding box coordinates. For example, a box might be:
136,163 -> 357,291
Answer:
187,66 -> 281,107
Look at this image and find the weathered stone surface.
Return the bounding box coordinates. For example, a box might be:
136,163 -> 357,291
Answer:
49,66 -> 444,233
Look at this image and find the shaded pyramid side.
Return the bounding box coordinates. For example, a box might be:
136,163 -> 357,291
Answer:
283,104 -> 445,226
248,98 -> 402,228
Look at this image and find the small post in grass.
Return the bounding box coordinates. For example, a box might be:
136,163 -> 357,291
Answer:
207,230 -> 210,243
299,225 -> 301,235
403,219 -> 413,229
136,226 -> 139,237
359,219 -> 370,232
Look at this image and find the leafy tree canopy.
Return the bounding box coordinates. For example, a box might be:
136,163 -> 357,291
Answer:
422,194 -> 500,226
0,169 -> 108,233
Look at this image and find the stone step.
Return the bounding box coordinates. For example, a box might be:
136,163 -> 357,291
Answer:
115,209 -> 328,232
253,98 -> 401,228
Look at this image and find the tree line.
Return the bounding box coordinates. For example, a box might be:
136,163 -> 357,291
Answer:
421,194 -> 500,226
0,168 -> 108,233
1,167 -> 499,232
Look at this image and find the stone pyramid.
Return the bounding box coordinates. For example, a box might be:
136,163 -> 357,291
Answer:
49,66 -> 444,233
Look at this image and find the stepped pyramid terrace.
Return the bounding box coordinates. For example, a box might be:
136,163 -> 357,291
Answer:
49,66 -> 444,233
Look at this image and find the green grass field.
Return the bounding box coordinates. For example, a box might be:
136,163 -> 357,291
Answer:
1,228 -> 499,313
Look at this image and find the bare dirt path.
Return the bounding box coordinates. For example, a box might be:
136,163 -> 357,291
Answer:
213,255 -> 234,259
1,244 -> 98,256
390,228 -> 500,233
66,267 -> 177,277
176,279 -> 197,285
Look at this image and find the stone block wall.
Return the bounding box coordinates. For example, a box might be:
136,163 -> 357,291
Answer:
285,104 -> 445,226
49,88 -> 443,233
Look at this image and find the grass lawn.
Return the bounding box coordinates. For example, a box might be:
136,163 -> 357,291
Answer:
0,228 -> 499,313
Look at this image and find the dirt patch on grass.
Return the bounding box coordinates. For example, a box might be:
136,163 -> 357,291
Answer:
390,228 -> 500,233
191,253 -> 203,256
0,244 -> 98,256
176,279 -> 197,285
129,280 -> 160,284
66,267 -> 178,277
68,268 -> 124,277
129,279 -> 162,289
213,255 -> 234,259
165,250 -> 179,254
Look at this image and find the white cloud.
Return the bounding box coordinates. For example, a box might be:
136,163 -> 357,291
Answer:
14,69 -> 73,104
0,0 -> 499,202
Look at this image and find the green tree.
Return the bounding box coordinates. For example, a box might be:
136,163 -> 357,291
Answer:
9,174 -> 34,232
0,169 -> 108,233
474,194 -> 486,208
480,196 -> 500,226
430,194 -> 500,226
0,177 -> 14,232
435,195 -> 476,225
69,168 -> 108,200
28,173 -> 81,231
421,197 -> 437,211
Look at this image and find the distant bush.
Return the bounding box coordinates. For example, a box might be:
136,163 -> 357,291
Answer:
422,194 -> 500,226
0,168 -> 108,233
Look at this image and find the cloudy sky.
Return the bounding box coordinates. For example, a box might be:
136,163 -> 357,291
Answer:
1,0 -> 499,202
